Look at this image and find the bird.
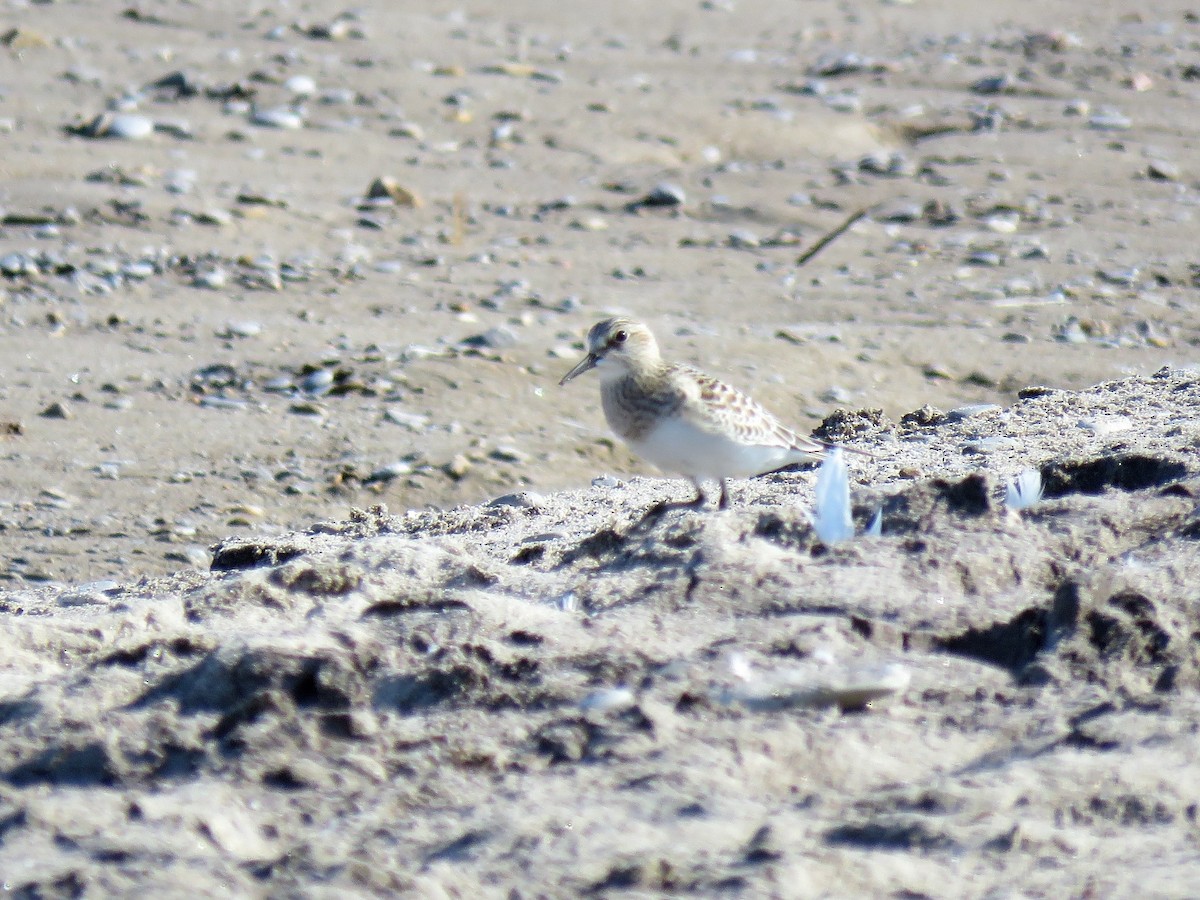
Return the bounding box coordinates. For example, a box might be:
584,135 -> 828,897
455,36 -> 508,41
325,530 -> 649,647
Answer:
559,316 -> 854,510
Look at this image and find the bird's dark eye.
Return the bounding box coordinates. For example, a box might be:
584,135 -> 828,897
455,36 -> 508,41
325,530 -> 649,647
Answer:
613,330 -> 628,344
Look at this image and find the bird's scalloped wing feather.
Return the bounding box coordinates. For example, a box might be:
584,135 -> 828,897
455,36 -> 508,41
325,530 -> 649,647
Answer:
672,365 -> 827,454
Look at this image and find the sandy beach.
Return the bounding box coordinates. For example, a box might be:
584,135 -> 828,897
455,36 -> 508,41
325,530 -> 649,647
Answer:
2,0 -> 1199,894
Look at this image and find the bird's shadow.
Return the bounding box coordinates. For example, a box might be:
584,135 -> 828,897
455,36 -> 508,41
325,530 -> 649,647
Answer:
628,496 -> 708,532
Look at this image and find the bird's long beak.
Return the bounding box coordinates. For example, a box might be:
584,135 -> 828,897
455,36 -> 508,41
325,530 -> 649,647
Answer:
559,352 -> 598,386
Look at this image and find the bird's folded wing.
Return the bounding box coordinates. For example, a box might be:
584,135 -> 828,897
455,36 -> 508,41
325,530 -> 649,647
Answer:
677,365 -> 821,451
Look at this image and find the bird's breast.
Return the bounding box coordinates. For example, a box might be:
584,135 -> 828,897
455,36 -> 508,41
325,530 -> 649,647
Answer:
601,377 -> 682,442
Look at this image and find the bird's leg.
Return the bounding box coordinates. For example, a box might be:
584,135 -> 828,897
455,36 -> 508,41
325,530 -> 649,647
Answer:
718,478 -> 731,510
688,478 -> 708,508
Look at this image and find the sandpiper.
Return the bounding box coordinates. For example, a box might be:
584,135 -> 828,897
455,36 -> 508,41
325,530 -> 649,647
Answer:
560,316 -> 849,509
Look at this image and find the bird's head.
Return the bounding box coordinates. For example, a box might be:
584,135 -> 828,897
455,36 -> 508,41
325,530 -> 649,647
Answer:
558,317 -> 661,386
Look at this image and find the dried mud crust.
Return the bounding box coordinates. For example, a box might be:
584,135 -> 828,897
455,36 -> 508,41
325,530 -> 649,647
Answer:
2,370 -> 1199,894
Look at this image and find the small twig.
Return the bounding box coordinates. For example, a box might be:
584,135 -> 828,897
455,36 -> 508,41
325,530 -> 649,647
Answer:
795,207 -> 868,267
451,192 -> 466,246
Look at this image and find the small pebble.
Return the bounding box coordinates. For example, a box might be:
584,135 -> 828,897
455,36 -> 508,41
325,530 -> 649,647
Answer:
366,462 -> 413,483
92,113 -> 155,140
122,261 -> 156,279
192,268 -> 228,289
58,590 -> 107,608
1056,320 -> 1089,344
808,51 -> 880,77
1126,72 -> 1154,92
40,401 -> 72,420
183,546 -> 212,568
2,27 -> 50,50
389,121 -> 425,140
383,407 -> 430,431
858,151 -> 911,177
0,252 -> 34,276
199,396 -> 247,410
984,214 -> 1020,234
1088,110 -> 1132,131
489,445 -> 529,464
220,321 -> 263,339
819,386 -> 853,404
1147,160 -> 1179,181
580,687 -> 636,713
875,201 -> 923,223
164,169 -> 197,194
364,176 -> 424,208
444,454 -> 472,480
636,183 -> 685,208
1097,267 -> 1138,286
961,436 -> 1009,453
154,120 -> 192,140
1078,416 -> 1133,436
284,74 -> 317,96
823,92 -> 862,113
289,401 -> 326,417
488,491 -> 544,509
966,250 -> 1003,267
971,73 -> 1012,95
251,106 -> 305,129
319,88 -> 356,105
262,376 -> 295,393
299,369 -> 334,395
570,216 -> 608,232
947,404 -> 1000,421
194,209 -> 232,227
463,326 -> 519,350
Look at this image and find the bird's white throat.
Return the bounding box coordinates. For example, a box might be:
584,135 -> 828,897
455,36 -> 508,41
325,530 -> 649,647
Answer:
593,355 -> 629,384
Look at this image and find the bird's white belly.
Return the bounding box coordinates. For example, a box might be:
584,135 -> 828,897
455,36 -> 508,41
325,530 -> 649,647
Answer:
628,417 -> 796,479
